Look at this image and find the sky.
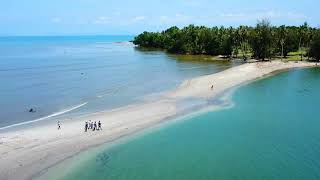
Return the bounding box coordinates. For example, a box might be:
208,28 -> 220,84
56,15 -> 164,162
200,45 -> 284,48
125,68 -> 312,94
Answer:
1,0 -> 319,36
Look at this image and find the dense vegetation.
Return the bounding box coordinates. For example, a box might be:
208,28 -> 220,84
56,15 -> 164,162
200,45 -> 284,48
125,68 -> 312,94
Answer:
133,20 -> 320,61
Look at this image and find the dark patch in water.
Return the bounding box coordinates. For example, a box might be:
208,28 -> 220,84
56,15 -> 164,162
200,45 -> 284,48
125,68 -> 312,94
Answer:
96,152 -> 110,169
297,88 -> 311,96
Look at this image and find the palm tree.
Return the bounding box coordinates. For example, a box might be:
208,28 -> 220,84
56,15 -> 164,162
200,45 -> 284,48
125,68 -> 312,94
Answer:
298,22 -> 308,61
309,30 -> 320,61
238,26 -> 250,60
277,25 -> 288,61
251,19 -> 273,61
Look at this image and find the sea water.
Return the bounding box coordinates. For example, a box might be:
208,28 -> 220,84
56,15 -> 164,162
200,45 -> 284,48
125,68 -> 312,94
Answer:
39,68 -> 320,180
0,36 -> 240,129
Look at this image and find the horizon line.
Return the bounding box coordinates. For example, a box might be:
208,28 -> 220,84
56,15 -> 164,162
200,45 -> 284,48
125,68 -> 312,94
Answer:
0,34 -> 137,38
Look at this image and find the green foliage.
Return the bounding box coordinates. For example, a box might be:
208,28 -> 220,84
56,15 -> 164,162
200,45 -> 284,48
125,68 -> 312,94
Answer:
309,30 -> 320,61
234,26 -> 252,59
133,31 -> 163,48
133,21 -> 319,61
250,20 -> 274,60
273,25 -> 300,58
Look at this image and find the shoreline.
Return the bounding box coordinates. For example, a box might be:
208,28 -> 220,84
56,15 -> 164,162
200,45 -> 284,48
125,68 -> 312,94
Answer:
0,102 -> 89,131
0,60 -> 317,180
36,96 -> 232,180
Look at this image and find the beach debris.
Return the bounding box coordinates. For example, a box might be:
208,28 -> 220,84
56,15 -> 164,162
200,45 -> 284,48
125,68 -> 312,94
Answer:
297,88 -> 310,94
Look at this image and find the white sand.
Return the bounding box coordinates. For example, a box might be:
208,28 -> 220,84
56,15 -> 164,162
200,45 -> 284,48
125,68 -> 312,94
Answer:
0,61 -> 317,180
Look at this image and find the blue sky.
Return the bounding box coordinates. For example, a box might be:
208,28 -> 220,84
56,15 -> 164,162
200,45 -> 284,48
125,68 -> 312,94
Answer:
1,0 -> 319,36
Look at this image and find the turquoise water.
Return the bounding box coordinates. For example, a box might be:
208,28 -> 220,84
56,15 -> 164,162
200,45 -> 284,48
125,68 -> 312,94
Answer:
39,68 -> 320,180
0,36 -> 240,129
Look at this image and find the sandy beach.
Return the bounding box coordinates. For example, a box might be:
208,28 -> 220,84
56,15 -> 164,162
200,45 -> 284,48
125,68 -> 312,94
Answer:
0,60 -> 317,180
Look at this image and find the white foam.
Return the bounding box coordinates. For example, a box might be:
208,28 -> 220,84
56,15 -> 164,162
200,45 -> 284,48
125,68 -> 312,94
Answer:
0,102 -> 88,130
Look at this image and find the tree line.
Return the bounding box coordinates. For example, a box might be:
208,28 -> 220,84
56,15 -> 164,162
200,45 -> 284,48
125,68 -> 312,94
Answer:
133,20 -> 320,61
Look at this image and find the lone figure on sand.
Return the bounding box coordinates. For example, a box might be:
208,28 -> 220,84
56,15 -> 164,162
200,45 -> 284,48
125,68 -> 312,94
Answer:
57,121 -> 61,130
211,85 -> 214,90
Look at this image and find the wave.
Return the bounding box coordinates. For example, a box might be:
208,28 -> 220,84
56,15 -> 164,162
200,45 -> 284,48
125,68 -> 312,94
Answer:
178,66 -> 210,71
0,102 -> 88,131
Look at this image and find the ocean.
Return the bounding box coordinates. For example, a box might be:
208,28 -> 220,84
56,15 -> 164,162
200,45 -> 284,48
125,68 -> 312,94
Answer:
0,35 -> 240,129
38,68 -> 320,180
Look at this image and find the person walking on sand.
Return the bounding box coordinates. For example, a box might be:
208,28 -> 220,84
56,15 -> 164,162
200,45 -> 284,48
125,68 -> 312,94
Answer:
98,121 -> 102,130
57,121 -> 61,130
211,85 -> 214,90
89,120 -> 92,129
85,121 -> 88,132
93,121 -> 97,131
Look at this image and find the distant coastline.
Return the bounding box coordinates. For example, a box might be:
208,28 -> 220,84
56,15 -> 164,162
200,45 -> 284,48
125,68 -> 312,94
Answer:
133,21 -> 320,61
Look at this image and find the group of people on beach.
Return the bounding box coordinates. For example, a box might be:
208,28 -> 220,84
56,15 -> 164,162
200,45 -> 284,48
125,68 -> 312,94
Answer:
56,120 -> 102,132
85,120 -> 102,132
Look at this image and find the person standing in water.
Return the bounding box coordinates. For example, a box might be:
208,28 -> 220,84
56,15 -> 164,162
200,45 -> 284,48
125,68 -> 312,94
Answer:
57,121 -> 61,130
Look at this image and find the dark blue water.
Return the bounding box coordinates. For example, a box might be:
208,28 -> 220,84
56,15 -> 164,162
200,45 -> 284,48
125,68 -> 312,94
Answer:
39,68 -> 320,180
0,36 -> 240,128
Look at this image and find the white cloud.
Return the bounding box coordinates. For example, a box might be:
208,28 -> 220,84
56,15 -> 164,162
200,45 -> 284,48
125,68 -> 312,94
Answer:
159,13 -> 191,25
218,10 -> 307,22
219,13 -> 246,18
113,11 -> 121,16
144,10 -> 309,30
93,16 -> 111,24
178,0 -> 201,7
51,17 -> 62,23
286,12 -> 307,19
132,16 -> 146,23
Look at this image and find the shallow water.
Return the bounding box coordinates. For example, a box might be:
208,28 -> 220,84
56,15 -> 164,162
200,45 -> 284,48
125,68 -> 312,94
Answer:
0,36 -> 240,129
39,68 -> 320,180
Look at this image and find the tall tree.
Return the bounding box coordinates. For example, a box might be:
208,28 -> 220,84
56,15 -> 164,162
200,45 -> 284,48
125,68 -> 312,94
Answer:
237,26 -> 251,60
298,22 -> 308,61
276,25 -> 288,60
219,27 -> 234,57
250,19 -> 273,61
309,30 -> 320,61
133,22 -> 317,60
